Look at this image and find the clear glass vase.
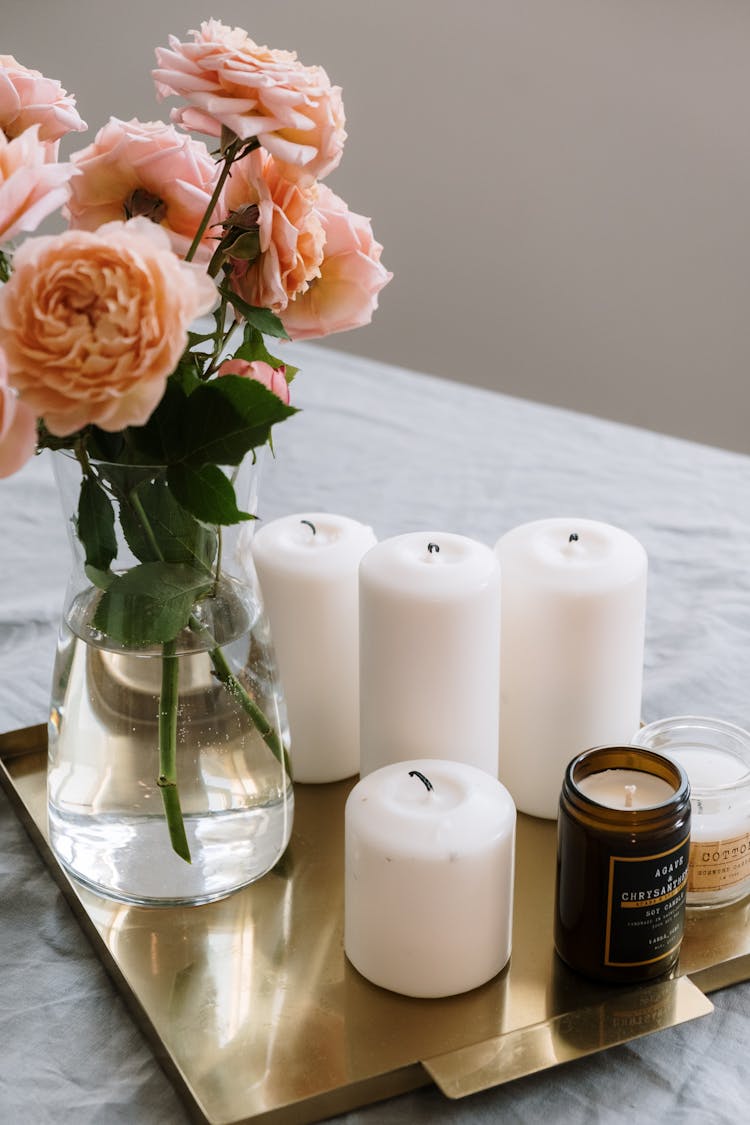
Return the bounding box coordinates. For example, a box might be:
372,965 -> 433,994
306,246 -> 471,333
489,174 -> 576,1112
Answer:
47,450 -> 293,906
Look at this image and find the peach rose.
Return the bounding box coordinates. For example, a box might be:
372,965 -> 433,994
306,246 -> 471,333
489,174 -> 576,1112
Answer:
0,54 -> 86,154
224,149 -> 324,312
217,358 -> 290,404
66,118 -> 223,261
0,218 -> 217,436
0,125 -> 72,245
0,348 -> 36,478
154,20 -> 346,186
281,185 -> 391,341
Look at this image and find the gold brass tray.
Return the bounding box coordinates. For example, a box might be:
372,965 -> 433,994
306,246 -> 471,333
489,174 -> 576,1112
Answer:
2,724 -> 749,1124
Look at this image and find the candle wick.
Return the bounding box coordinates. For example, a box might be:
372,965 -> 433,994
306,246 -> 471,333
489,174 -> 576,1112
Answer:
427,542 -> 440,554
569,532 -> 579,542
300,519 -> 316,536
624,783 -> 636,808
408,769 -> 434,792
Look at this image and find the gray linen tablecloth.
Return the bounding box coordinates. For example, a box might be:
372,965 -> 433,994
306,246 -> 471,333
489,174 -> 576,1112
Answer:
1,343 -> 749,1123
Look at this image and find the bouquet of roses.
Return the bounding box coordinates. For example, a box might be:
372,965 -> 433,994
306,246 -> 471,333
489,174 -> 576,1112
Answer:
0,21 -> 390,860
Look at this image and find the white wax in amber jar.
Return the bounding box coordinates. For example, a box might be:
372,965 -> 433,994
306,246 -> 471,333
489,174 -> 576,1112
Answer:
344,759 -> 515,997
252,512 -> 376,782
576,768 -> 676,810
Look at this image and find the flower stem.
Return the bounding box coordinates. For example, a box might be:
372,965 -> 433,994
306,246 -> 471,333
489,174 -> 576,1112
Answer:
187,611 -> 290,775
205,306 -> 239,377
127,485 -> 291,859
185,137 -> 250,264
207,638 -> 292,778
130,487 -> 193,862
157,639 -> 191,863
129,489 -> 163,558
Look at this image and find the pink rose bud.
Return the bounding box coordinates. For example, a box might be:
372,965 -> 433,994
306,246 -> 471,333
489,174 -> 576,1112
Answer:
218,358 -> 290,405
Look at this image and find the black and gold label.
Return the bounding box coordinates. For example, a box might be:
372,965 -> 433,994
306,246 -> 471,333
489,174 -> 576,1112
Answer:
604,835 -> 690,967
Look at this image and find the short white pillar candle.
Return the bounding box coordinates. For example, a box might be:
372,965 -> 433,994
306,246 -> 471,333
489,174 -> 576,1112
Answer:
359,532 -> 501,778
495,518 -> 647,819
252,512 -> 376,783
344,759 -> 516,997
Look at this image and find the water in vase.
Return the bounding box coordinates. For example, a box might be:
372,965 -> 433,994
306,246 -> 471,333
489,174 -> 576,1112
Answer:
48,583 -> 293,906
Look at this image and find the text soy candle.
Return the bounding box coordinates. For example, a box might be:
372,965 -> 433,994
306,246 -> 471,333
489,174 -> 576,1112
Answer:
345,759 -> 516,998
494,518 -> 647,818
252,513 -> 376,782
359,532 -> 501,778
633,716 -> 750,908
554,746 -> 690,984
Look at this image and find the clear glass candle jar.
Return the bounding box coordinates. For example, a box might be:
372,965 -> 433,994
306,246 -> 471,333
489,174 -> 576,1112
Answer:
632,716 -> 750,909
554,746 -> 691,983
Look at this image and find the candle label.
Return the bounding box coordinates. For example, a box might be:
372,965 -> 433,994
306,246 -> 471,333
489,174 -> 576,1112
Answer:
604,835 -> 690,967
689,832 -> 750,893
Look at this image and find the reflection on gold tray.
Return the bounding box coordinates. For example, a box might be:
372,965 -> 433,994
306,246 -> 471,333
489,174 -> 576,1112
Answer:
2,724 -> 748,1124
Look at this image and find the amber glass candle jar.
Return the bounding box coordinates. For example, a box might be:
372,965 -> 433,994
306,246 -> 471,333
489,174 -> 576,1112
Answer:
554,746 -> 691,983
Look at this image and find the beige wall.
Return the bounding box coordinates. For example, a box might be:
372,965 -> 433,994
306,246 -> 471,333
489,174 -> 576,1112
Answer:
7,1 -> 749,451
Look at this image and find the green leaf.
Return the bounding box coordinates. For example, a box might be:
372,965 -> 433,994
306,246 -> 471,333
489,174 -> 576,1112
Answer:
125,379 -> 189,464
84,565 -> 114,591
182,375 -> 297,466
167,464 -> 254,525
95,462 -> 156,500
172,354 -> 204,395
87,427 -> 126,462
223,229 -> 260,262
93,562 -> 212,646
187,330 -> 218,348
120,478 -> 218,569
218,283 -> 290,339
76,475 -> 117,572
233,324 -> 281,369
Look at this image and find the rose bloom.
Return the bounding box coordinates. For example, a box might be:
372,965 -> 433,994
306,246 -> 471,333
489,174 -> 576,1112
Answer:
218,358 -> 290,404
281,185 -> 392,341
154,19 -> 346,186
0,349 -> 36,479
0,54 -> 86,155
66,118 -> 223,261
225,149 -> 324,312
0,125 -> 72,245
0,217 -> 217,436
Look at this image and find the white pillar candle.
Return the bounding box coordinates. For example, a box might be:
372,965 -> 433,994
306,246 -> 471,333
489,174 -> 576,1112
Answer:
495,518 -> 647,819
344,759 -> 516,998
252,513 -> 376,783
359,532 -> 501,778
576,769 -> 676,809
